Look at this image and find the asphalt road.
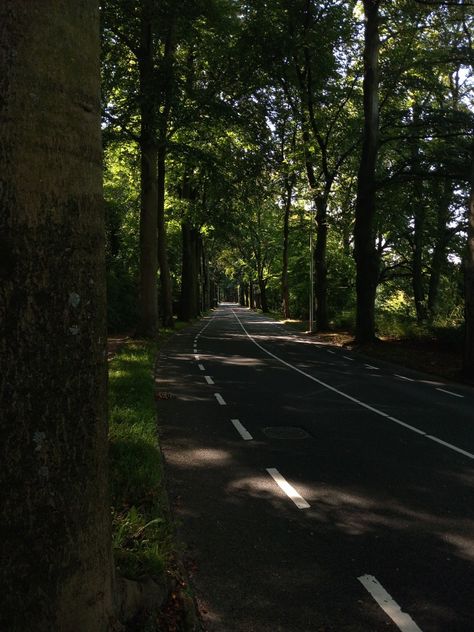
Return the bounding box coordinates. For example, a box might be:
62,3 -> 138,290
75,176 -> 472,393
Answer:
156,304 -> 474,632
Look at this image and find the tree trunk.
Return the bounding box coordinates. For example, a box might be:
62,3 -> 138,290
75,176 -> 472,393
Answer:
314,194 -> 330,331
193,228 -> 202,316
411,107 -> 427,324
202,242 -> 210,311
179,222 -> 201,320
137,0 -> 158,338
463,144 -> 474,375
412,201 -> 427,324
0,3 -> 115,630
249,282 -> 255,309
428,181 -> 452,319
281,178 -> 292,319
179,222 -> 196,321
258,276 -> 268,313
353,0 -> 381,344
157,144 -> 174,327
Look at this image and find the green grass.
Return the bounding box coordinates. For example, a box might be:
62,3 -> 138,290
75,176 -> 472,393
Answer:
109,340 -> 173,581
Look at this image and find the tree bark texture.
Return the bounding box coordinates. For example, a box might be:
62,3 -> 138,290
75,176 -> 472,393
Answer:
157,144 -> 174,327
353,0 -> 381,343
137,0 -> 159,338
463,144 -> 474,375
0,2 -> 115,631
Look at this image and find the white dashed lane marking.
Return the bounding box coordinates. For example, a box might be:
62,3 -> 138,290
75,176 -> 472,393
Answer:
214,393 -> 226,406
205,375 -> 214,385
266,468 -> 310,509
230,419 -> 253,441
436,387 -> 463,398
358,575 -> 422,632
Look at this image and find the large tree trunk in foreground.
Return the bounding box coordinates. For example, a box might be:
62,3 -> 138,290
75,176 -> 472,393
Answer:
463,145 -> 474,376
137,0 -> 159,338
0,2 -> 115,630
353,0 -> 381,344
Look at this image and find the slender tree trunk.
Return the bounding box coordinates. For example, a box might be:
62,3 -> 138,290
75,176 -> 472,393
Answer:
463,145 -> 474,375
0,3 -> 116,630
193,228 -> 202,316
249,282 -> 255,309
202,243 -> 210,311
258,275 -> 268,313
353,0 -> 381,344
179,222 -> 195,321
412,201 -> 427,324
411,107 -> 427,324
314,194 -> 330,331
428,182 -> 452,319
157,144 -> 174,327
137,0 -> 158,337
304,156 -> 330,332
281,178 -> 293,319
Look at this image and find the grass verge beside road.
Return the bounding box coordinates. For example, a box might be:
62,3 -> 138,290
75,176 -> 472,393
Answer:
108,340 -> 173,581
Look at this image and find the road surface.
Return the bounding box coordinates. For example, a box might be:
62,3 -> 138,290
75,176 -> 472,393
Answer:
156,304 -> 474,632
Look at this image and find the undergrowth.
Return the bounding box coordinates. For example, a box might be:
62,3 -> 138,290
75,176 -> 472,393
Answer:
109,340 -> 173,581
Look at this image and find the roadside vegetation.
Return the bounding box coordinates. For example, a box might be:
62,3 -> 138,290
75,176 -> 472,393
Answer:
108,341 -> 172,581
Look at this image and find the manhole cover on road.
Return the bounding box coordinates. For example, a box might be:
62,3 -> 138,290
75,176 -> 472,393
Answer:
263,426 -> 310,440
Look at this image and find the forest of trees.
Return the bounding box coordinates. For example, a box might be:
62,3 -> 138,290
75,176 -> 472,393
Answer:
101,0 -> 473,364
1,0 -> 473,630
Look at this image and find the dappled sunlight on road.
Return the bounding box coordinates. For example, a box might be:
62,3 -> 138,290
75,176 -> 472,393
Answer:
165,446 -> 234,469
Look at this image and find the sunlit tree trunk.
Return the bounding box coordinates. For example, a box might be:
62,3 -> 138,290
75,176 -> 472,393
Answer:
0,2 -> 115,630
353,0 -> 381,343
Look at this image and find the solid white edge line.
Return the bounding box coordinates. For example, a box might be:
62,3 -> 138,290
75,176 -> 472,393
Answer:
425,435 -> 474,458
204,375 -> 214,385
198,364 -> 205,371
214,393 -> 226,406
232,310 -> 474,461
230,418 -> 253,441
266,468 -> 310,509
436,387 -> 464,398
358,575 -> 422,632
394,374 -> 414,382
